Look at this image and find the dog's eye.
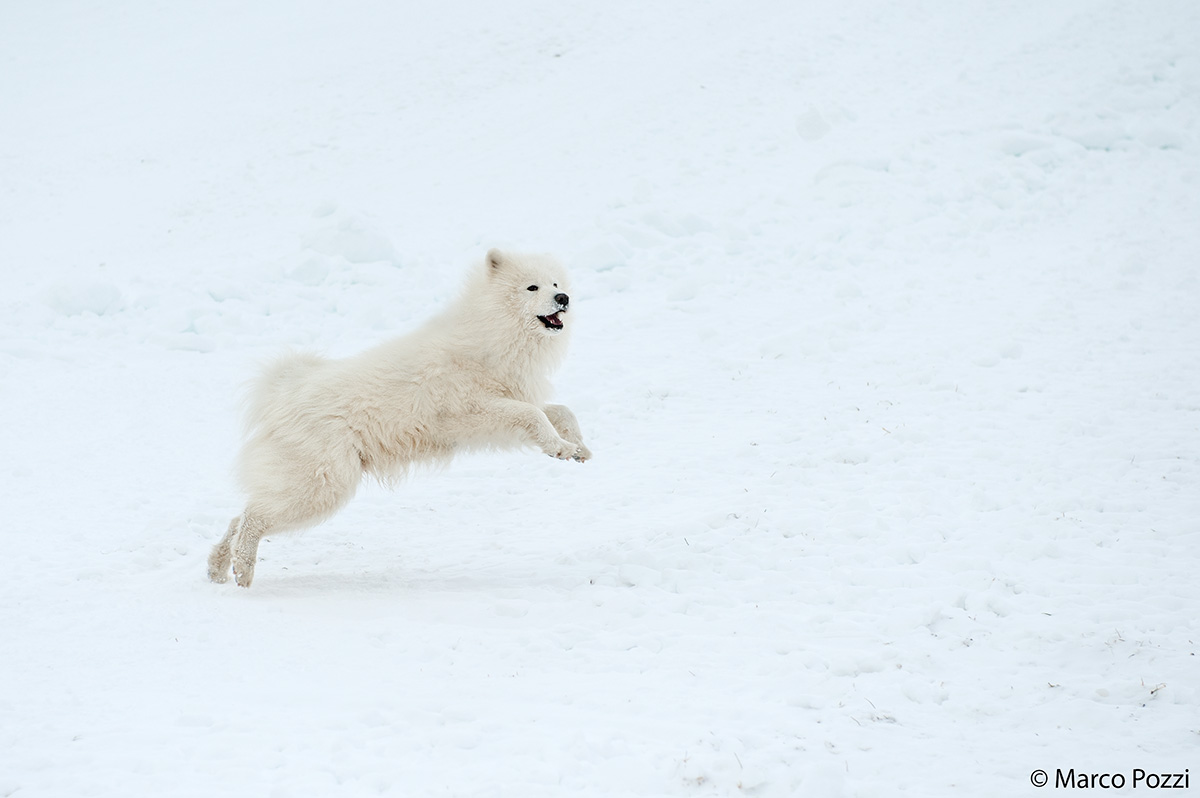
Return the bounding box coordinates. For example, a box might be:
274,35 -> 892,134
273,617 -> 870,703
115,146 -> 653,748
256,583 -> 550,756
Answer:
527,285 -> 538,291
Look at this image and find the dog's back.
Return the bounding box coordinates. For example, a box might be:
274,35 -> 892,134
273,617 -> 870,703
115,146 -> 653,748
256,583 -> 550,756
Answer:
243,351 -> 329,437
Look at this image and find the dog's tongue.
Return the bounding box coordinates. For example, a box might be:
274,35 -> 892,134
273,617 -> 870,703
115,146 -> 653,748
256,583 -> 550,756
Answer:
546,312 -> 562,326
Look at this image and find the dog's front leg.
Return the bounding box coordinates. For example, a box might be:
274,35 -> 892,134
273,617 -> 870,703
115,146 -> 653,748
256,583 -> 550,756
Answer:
543,404 -> 592,462
470,398 -> 586,461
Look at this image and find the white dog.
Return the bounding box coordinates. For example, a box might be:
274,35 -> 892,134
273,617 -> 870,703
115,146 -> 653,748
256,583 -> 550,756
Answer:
208,249 -> 591,587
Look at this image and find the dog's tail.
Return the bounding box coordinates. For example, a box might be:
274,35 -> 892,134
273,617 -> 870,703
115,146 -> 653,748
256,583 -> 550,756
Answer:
241,350 -> 328,436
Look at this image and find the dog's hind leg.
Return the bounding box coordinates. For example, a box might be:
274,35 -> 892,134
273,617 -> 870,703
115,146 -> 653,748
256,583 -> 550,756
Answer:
229,455 -> 362,588
207,515 -> 241,583
231,511 -> 271,589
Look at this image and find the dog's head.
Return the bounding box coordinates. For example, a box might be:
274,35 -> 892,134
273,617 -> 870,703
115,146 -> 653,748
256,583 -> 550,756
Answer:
486,248 -> 572,338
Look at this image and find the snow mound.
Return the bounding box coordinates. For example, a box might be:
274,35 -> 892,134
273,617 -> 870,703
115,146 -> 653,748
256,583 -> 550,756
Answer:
43,282 -> 124,316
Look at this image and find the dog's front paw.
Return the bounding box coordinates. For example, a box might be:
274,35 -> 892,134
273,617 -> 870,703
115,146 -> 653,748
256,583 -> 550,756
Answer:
545,438 -> 583,461
571,442 -> 592,463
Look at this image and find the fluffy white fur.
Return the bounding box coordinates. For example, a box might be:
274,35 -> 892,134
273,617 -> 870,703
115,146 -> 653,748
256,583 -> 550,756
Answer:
207,249 -> 591,587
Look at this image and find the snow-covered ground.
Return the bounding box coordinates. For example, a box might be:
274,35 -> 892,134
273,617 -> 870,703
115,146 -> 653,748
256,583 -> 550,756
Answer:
2,1 -> 1199,795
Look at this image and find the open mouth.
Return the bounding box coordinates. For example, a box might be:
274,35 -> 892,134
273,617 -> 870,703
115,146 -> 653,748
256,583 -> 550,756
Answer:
538,312 -> 564,331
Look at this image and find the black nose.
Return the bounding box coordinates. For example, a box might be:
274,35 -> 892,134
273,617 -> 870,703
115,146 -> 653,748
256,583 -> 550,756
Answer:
554,293 -> 569,308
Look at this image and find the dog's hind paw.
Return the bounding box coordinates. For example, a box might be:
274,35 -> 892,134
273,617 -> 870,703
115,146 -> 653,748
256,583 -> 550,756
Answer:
207,547 -> 231,583
232,563 -> 255,588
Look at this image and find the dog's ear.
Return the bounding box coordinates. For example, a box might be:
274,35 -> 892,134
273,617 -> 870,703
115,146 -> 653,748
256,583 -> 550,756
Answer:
487,248 -> 506,271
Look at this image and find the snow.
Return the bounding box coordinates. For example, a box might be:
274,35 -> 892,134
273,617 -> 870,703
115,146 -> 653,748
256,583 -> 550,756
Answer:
2,1 -> 1199,795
